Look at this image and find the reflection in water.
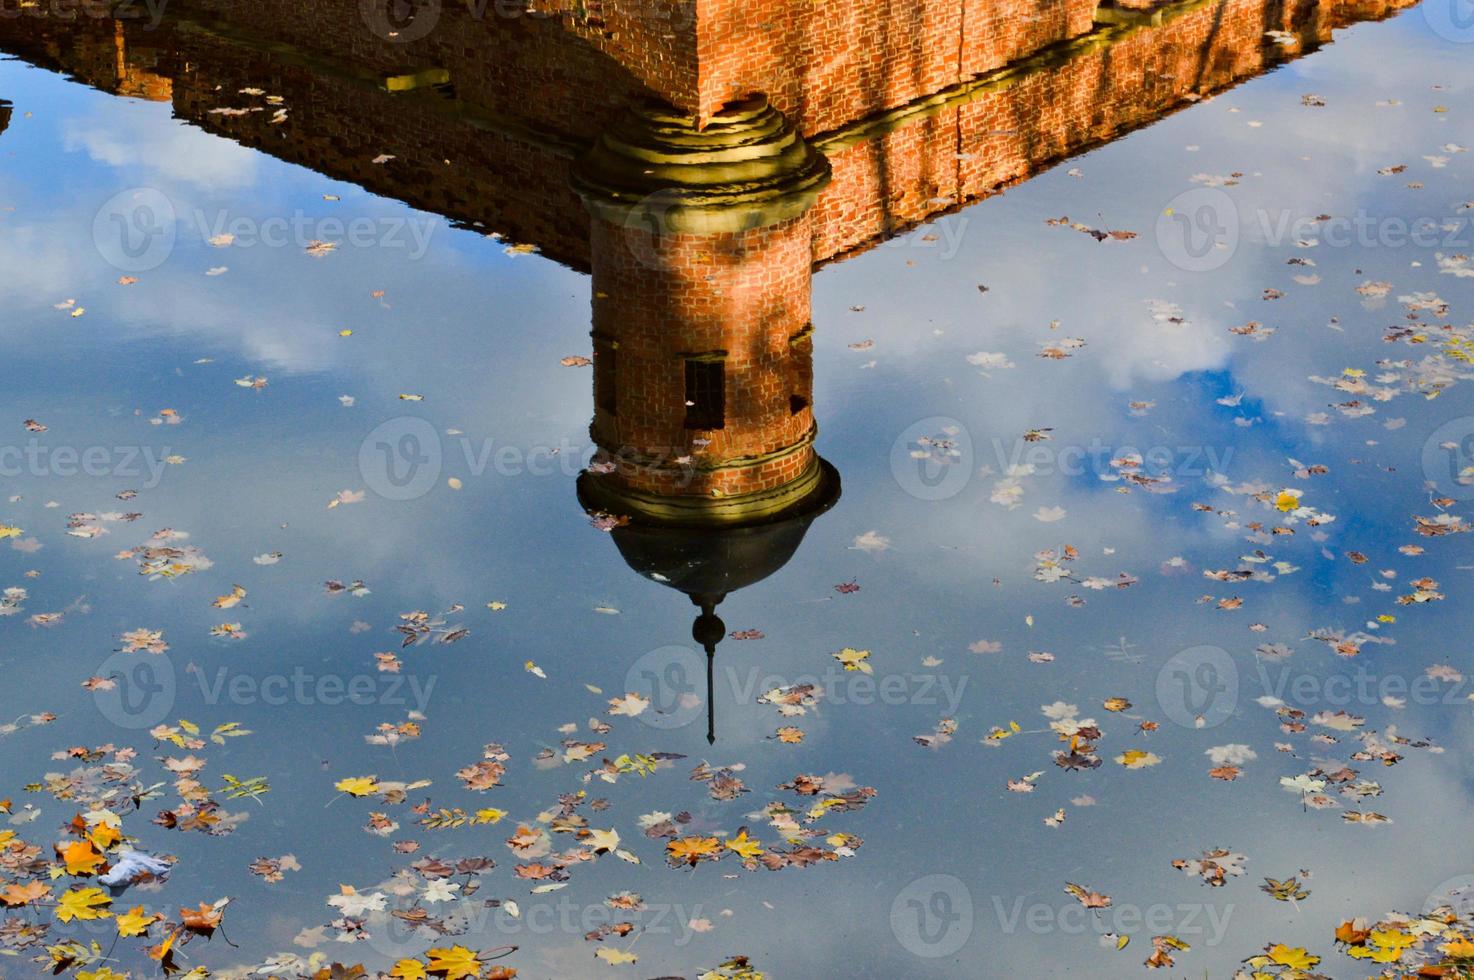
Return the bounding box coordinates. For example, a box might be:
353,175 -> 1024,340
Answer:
1,0 -> 1466,976
0,0 -> 1399,742
0,0 -> 1425,779
571,97 -> 842,741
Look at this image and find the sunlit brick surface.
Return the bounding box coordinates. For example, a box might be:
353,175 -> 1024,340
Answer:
588,215 -> 818,500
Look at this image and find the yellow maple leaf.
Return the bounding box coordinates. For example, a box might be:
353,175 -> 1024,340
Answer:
390,960 -> 429,980
1440,938 -> 1474,958
595,947 -> 638,965
725,830 -> 764,860
88,823 -> 122,851
0,525 -> 22,539
1274,490 -> 1301,512
1345,944 -> 1403,963
1115,749 -> 1162,769
116,905 -> 160,937
666,836 -> 722,866
1266,944 -> 1320,970
334,776 -> 380,797
55,887 -> 112,922
426,944 -> 483,979
1369,928 -> 1417,951
833,647 -> 873,674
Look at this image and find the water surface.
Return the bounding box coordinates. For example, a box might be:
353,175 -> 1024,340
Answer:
1,3 -> 1473,977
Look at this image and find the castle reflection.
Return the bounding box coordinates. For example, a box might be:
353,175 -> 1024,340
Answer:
0,0 -> 1418,738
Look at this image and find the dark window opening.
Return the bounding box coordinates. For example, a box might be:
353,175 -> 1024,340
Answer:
595,346 -> 617,415
789,329 -> 814,418
684,358 -> 725,430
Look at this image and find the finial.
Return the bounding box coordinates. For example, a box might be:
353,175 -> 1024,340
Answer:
691,596 -> 725,744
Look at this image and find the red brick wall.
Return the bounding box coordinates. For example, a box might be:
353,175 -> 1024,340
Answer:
814,111 -> 963,264
178,0 -> 1101,137
961,0 -> 1101,79
696,0 -> 1099,134
0,0 -> 1420,272
587,215 -> 817,500
810,0 -> 1420,262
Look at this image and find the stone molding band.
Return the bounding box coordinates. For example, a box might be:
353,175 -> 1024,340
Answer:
578,457 -> 840,526
571,94 -> 832,235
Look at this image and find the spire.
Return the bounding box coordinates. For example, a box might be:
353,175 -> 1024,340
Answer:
691,596 -> 725,744
706,647 -> 715,745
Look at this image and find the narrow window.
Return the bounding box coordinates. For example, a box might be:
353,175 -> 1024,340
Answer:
790,326 -> 813,415
595,344 -> 617,415
684,358 -> 725,430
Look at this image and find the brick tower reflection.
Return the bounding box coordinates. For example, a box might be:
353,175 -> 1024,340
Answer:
572,95 -> 840,742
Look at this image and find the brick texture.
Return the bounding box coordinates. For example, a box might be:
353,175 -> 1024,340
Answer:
809,0 -> 1418,262
698,0 -> 1099,133
587,214 -> 818,499
0,0 -> 1417,271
